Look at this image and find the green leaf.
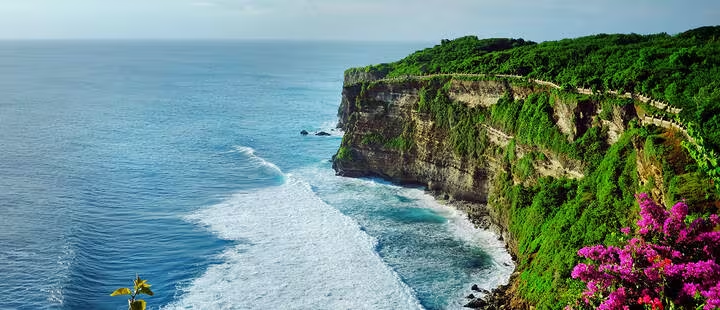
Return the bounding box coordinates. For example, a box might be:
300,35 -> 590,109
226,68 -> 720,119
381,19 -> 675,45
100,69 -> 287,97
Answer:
138,286 -> 154,296
110,287 -> 132,296
134,276 -> 150,291
130,299 -> 146,310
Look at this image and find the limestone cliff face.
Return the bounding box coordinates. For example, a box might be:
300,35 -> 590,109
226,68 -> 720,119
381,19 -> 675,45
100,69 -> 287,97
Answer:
334,77 -> 594,204
332,74 -> 642,309
331,69 -> 719,310
336,79 -> 511,203
343,69 -> 386,86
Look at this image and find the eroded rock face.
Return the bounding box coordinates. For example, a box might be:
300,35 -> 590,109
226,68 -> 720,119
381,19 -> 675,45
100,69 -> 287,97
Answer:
332,76 -> 634,310
333,78 -> 589,203
332,71 -> 700,310
334,79 -> 512,202
343,70 -> 386,86
551,95 -> 580,141
448,80 -> 509,108
604,104 -> 635,144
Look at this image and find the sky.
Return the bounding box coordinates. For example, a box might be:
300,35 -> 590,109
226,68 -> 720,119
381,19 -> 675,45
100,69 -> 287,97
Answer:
0,0 -> 718,42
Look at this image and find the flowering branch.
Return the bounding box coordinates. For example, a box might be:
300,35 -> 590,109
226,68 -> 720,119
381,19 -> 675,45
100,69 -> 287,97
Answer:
569,193 -> 720,310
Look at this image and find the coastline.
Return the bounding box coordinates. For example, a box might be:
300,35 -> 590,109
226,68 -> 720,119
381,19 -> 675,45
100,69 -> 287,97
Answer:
331,75 -> 534,308
424,191 -> 519,309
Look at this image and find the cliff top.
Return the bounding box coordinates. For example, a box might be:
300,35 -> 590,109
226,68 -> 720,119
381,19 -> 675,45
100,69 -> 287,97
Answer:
343,26 -> 720,179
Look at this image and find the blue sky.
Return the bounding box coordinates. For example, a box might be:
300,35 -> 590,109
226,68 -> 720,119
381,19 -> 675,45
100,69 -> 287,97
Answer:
0,0 -> 717,41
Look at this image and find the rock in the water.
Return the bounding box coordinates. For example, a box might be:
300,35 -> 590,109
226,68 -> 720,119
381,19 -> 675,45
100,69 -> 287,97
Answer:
300,130 -> 309,135
315,131 -> 331,136
464,298 -> 488,308
471,284 -> 481,292
466,294 -> 476,299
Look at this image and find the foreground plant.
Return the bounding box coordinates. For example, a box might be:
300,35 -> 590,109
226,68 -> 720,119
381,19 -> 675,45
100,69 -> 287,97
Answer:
111,275 -> 154,310
569,193 -> 720,310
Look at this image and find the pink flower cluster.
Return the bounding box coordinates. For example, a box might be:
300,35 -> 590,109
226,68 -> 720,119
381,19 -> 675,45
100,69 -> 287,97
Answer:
570,193 -> 720,309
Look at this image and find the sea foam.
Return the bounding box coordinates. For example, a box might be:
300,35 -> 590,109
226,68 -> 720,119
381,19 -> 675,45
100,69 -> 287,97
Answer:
294,165 -> 515,309
399,189 -> 515,297
164,175 -> 423,310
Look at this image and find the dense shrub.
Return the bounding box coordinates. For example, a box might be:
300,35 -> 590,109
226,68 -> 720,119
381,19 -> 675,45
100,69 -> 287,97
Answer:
570,193 -> 720,309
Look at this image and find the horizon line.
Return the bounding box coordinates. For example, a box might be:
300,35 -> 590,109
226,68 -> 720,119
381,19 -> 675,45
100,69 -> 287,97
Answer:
0,37 -> 437,44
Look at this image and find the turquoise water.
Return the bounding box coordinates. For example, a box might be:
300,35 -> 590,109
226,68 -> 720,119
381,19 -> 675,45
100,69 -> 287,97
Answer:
0,41 -> 512,310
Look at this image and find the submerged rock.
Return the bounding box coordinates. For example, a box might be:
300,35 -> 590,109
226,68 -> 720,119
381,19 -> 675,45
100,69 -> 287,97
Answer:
300,130 -> 309,135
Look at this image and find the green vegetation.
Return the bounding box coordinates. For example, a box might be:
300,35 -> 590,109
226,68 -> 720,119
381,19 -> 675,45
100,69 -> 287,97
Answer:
360,131 -> 414,151
415,78 -> 609,164
488,125 -> 715,309
500,130 -> 640,308
340,26 -> 720,309
490,92 -> 575,156
683,123 -> 720,193
669,172 -> 719,213
399,77 -> 682,308
357,26 -> 720,164
514,155 -> 535,180
335,146 -> 352,161
111,275 -> 154,310
381,36 -> 534,77
385,136 -> 413,151
415,77 -> 490,157
360,132 -> 385,145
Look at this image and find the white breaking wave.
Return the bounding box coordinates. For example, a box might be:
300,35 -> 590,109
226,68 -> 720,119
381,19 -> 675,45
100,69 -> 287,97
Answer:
316,120 -> 344,137
232,146 -> 284,176
398,189 -> 515,296
165,175 -> 424,310
294,166 -> 515,308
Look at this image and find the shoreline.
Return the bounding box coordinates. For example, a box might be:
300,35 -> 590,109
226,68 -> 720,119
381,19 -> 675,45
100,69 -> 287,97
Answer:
425,191 -> 519,309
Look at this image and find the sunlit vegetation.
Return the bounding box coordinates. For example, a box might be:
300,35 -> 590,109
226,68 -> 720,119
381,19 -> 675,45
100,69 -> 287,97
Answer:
340,26 -> 720,309
357,26 -> 720,155
110,275 -> 154,310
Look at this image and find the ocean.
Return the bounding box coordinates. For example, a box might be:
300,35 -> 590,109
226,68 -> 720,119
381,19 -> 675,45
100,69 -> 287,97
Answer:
0,41 -> 512,310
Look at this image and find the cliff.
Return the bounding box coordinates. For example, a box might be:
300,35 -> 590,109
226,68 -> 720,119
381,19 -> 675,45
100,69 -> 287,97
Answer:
332,72 -> 719,309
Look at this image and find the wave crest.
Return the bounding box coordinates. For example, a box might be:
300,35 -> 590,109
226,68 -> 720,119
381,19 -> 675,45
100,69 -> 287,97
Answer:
232,146 -> 284,177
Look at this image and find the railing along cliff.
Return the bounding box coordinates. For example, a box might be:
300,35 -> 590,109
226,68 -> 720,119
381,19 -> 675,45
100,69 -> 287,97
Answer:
345,70 -> 717,190
347,72 -> 683,114
346,72 -> 691,141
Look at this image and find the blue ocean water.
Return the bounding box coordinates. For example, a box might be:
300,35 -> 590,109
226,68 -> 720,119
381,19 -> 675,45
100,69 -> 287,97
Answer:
0,41 -> 513,310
